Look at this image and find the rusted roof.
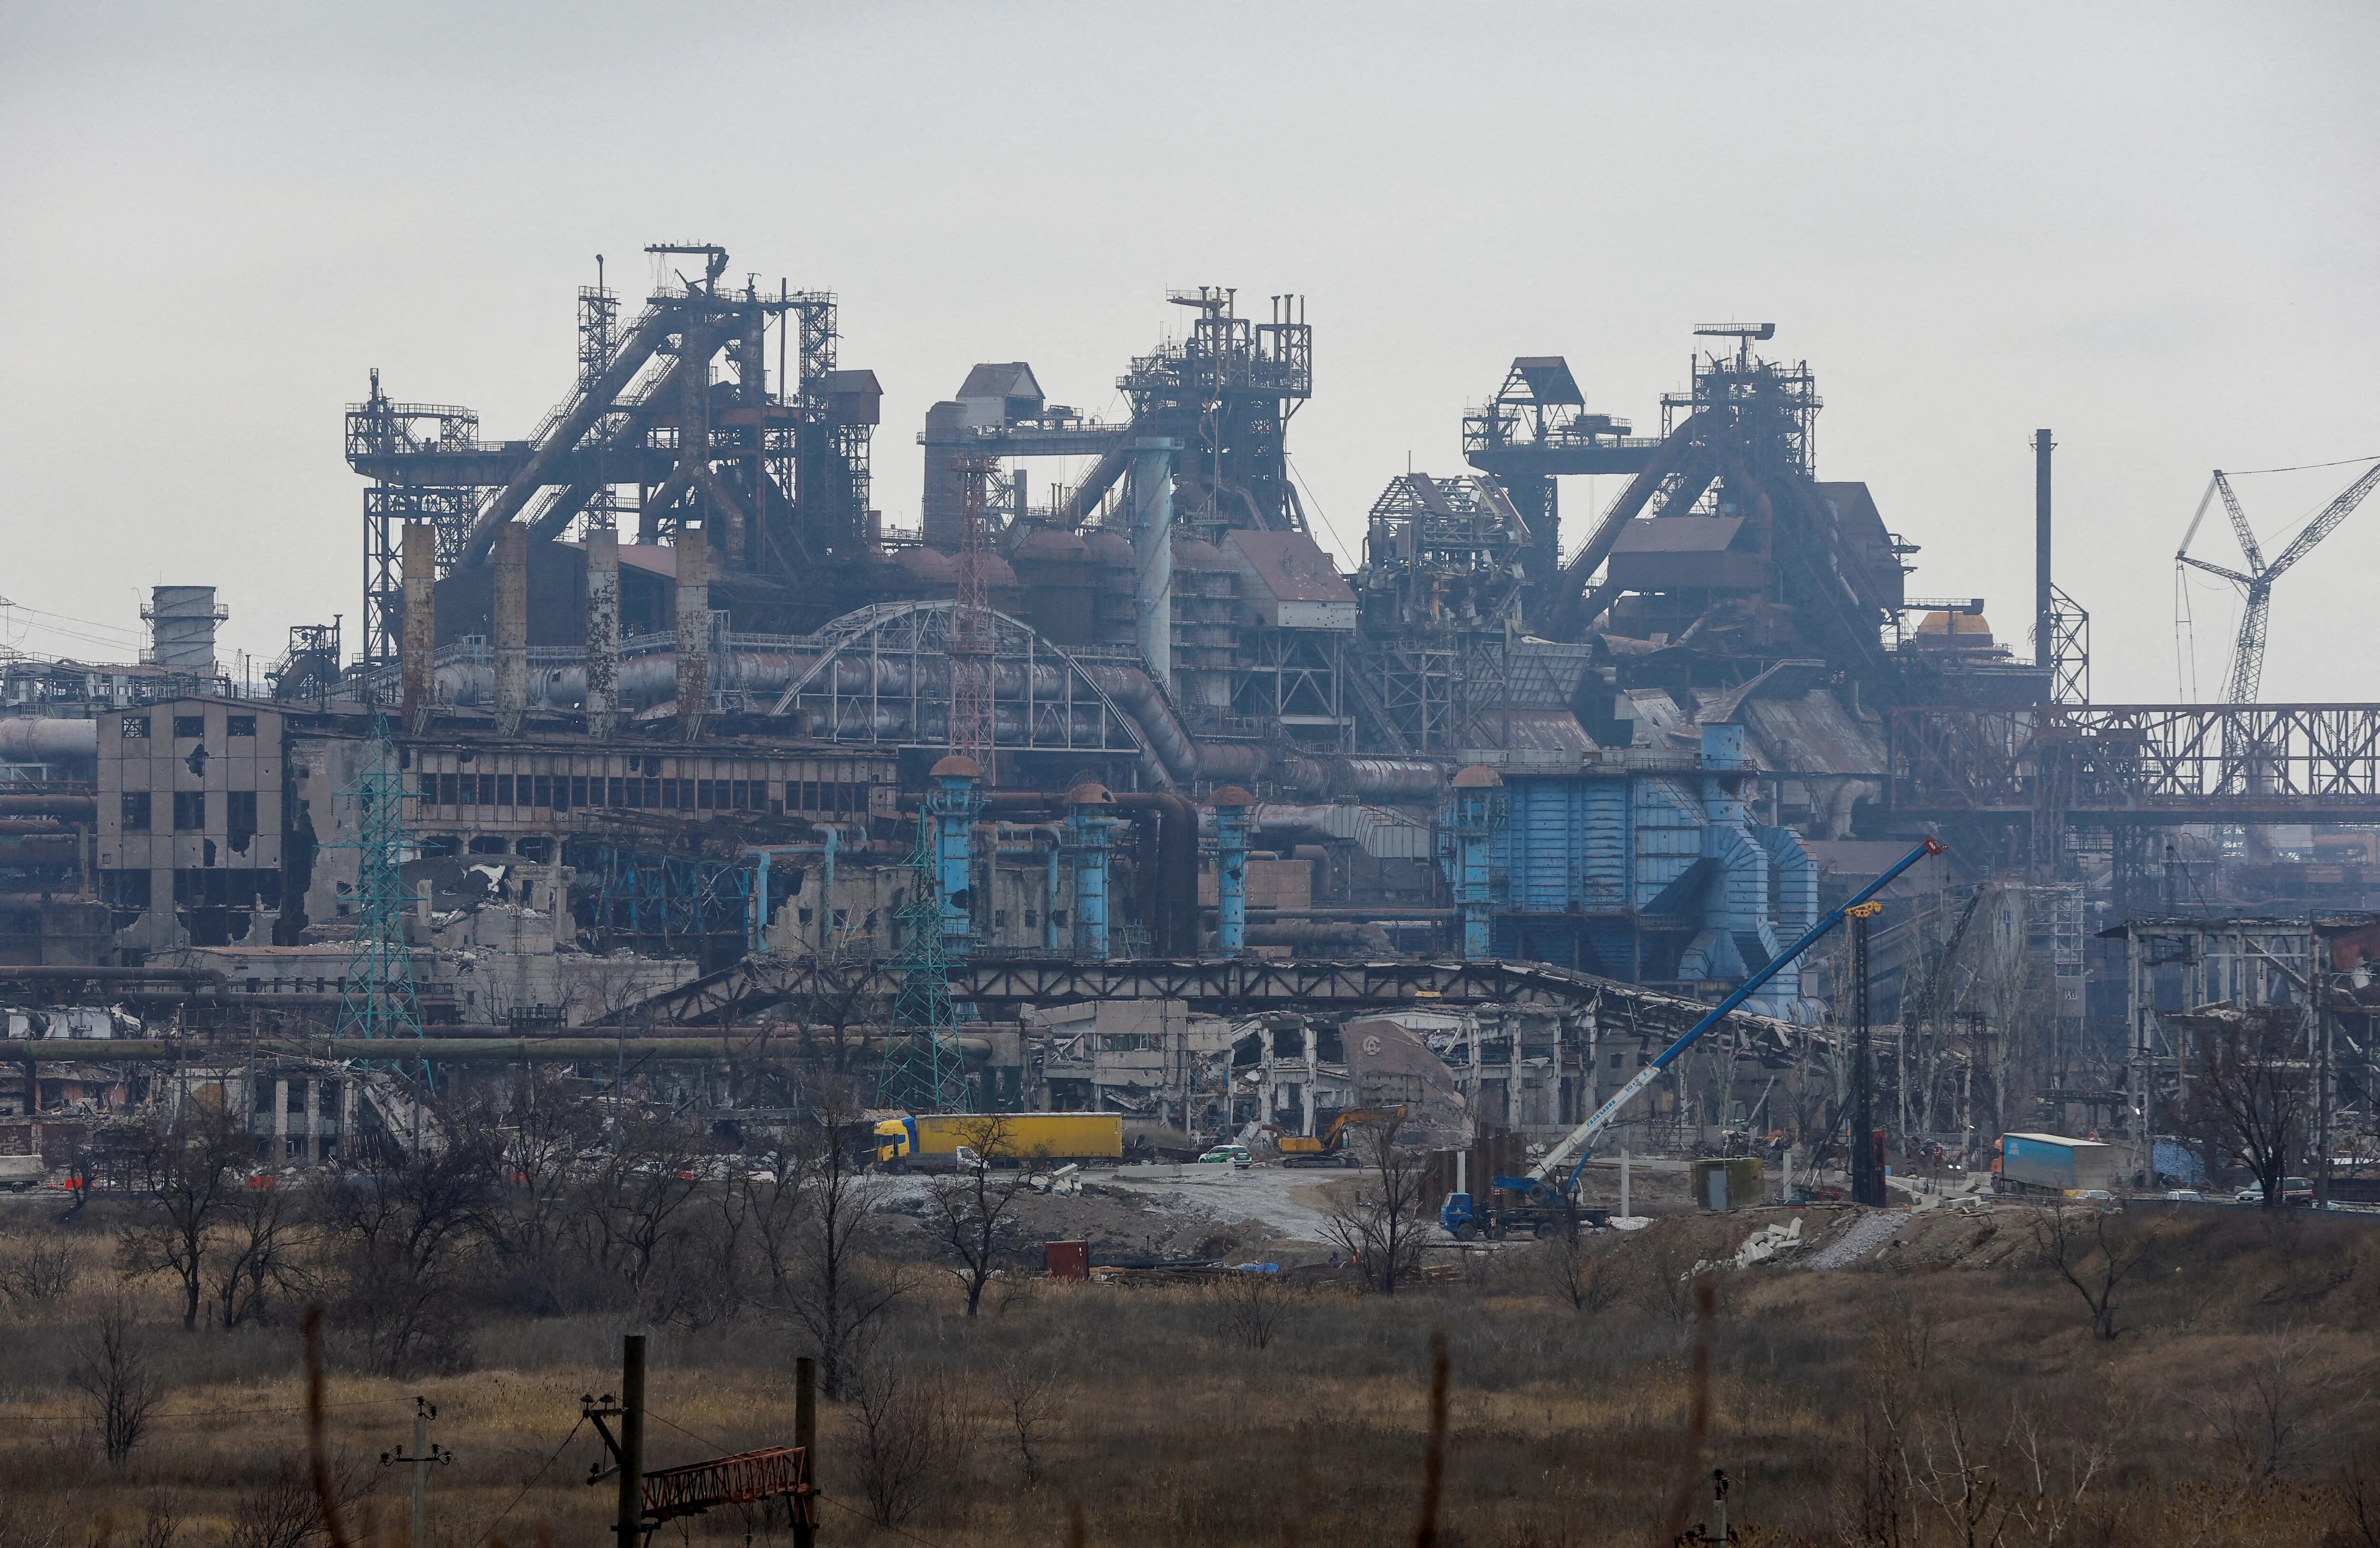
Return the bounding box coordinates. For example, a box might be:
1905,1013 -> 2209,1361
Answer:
1223,530 -> 1355,604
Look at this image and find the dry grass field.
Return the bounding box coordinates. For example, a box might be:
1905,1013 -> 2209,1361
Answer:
9,1181 -> 2380,1548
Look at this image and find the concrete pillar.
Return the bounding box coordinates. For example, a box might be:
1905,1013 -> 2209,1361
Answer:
1211,785 -> 1252,956
493,524 -> 528,736
1449,764 -> 1505,960
1129,438 -> 1181,689
675,525 -> 709,741
272,1077 -> 289,1161
928,755 -> 981,955
1067,782 -> 1116,960
585,525 -> 620,739
399,524 -> 436,729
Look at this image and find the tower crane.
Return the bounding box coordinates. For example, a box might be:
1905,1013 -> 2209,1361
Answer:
2176,460 -> 2380,703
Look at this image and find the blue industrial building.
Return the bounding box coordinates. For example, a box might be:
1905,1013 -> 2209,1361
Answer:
1446,724 -> 1822,1021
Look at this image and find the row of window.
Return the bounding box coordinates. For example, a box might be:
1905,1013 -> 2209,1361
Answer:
100,868 -> 281,909
121,714 -> 258,740
414,772 -> 866,814
119,790 -> 258,834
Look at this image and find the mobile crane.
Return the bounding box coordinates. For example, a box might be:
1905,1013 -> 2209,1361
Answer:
1440,837 -> 1946,1239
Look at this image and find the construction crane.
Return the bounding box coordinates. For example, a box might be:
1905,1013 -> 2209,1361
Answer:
1439,837 -> 1946,1239
2176,461 -> 2380,703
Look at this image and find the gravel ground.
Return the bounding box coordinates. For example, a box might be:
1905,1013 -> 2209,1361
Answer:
1805,1208 -> 1909,1269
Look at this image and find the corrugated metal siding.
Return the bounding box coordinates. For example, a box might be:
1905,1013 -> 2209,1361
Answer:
1633,777 -> 1703,911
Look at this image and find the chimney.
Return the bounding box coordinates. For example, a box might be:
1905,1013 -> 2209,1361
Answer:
399,524 -> 436,728
584,526 -> 620,739
494,524 -> 528,735
675,524 -> 709,740
2034,429 -> 2054,672
143,586 -> 224,677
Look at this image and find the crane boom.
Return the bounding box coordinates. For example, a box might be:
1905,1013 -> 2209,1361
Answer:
1523,836 -> 1947,1195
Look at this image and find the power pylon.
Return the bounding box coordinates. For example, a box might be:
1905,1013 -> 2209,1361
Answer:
335,713 -> 426,1051
873,813 -> 969,1114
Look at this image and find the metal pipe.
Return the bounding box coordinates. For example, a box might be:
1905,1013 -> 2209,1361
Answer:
1130,439 -> 1180,690
0,796 -> 94,819
0,719 -> 98,762
1212,787 -> 1251,956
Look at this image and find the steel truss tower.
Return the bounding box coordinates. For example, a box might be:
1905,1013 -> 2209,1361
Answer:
335,714 -> 426,1049
873,814 -> 969,1113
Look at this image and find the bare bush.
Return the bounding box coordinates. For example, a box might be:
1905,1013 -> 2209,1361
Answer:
846,1345 -> 972,1528
223,1452 -> 375,1548
992,1353 -> 1065,1488
1211,1267 -> 1303,1349
314,1121 -> 497,1376
215,1177 -> 309,1329
2200,1330 -> 2362,1484
69,1303 -> 161,1466
0,1242 -> 77,1309
1532,1226 -> 1623,1315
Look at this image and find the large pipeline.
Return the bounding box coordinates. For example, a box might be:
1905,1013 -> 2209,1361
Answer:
1245,921 -> 1394,954
0,795 -> 95,820
0,719 -> 99,764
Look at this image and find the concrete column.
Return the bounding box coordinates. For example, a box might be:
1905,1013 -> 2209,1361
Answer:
272,1077 -> 289,1161
493,524 -> 528,736
675,525 -> 709,741
399,524 -> 436,730
1211,785 -> 1252,955
1129,438 -> 1181,689
585,526 -> 620,739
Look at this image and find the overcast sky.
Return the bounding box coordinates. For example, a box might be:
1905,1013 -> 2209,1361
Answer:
2,2 -> 2373,701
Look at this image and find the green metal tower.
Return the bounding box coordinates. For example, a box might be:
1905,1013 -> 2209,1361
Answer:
874,812 -> 969,1113
335,713 -> 426,1049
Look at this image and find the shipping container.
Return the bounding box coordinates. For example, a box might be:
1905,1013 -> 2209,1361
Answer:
1690,1156 -> 1765,1211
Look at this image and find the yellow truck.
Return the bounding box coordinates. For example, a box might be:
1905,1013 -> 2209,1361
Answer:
873,1112 -> 1124,1171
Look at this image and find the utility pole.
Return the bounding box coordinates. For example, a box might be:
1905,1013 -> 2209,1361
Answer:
1850,903 -> 1884,1206
2314,918 -> 2333,1211
618,1334 -> 645,1548
793,1357 -> 818,1548
380,1396 -> 452,1548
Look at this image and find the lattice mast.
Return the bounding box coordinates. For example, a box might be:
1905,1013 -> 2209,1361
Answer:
873,814 -> 970,1113
948,454 -> 996,779
335,714 -> 426,1046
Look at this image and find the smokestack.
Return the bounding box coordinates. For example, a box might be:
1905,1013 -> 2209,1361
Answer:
584,526 -> 620,739
2034,429 -> 2054,672
675,524 -> 709,740
1130,438 -> 1180,688
143,586 -> 224,677
399,524 -> 436,728
494,524 -> 528,735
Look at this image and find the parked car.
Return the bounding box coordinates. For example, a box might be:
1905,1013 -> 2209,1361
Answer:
2234,1186 -> 2268,1204
2161,1190 -> 2205,1202
1198,1145 -> 1252,1170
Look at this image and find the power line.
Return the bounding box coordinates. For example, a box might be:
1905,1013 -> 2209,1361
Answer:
464,1414 -> 583,1548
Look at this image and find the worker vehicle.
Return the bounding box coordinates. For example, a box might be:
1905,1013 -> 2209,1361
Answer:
1276,1105 -> 1408,1168
873,1112 -> 1124,1171
1198,1144 -> 1252,1169
1439,838 -> 1948,1241
0,1155 -> 44,1192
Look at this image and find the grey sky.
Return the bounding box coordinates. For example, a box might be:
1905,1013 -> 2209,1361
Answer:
2,2 -> 2373,701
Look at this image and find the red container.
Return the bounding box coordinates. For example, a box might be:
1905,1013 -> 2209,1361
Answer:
1043,1240 -> 1090,1280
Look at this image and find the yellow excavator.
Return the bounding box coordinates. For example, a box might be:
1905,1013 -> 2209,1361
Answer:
1272,1105 -> 1408,1168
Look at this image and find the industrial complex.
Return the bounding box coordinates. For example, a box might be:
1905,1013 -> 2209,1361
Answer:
6,240 -> 2380,1202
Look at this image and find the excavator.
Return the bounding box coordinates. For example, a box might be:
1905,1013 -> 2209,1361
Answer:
1441,837 -> 1947,1240
1272,1104 -> 1409,1168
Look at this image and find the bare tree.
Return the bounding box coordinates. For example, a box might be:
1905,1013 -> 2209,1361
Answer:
2029,1201 -> 2157,1340
1320,1117 -> 1431,1295
118,1101 -> 250,1331
314,1118 -> 498,1376
2185,1003 -> 2313,1207
215,1176 -> 309,1329
928,1113 -> 1035,1319
2200,1330 -> 2360,1485
783,1104 -> 909,1400
578,1112 -> 709,1316
70,1301 -> 161,1466
483,1071 -> 606,1311
0,1241 -> 77,1310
